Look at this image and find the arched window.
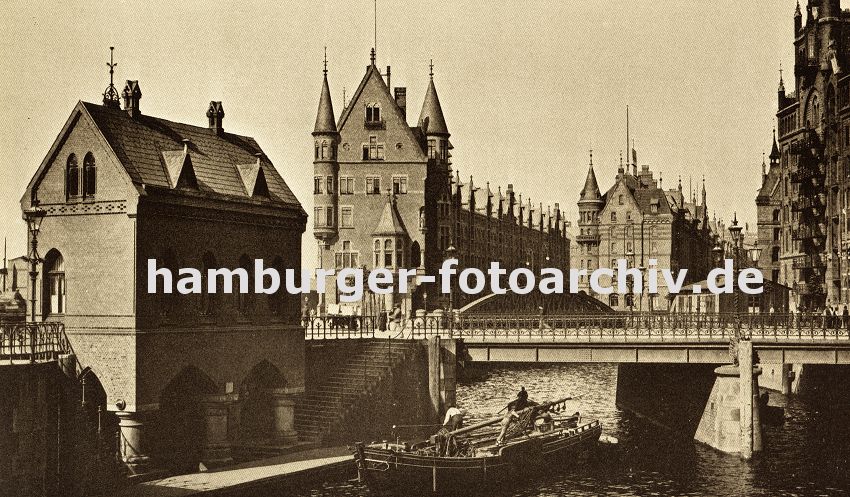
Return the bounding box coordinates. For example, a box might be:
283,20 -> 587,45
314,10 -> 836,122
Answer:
314,141 -> 319,160
321,141 -> 328,159
611,212 -> 617,223
771,247 -> 780,263
374,240 -> 381,267
237,254 -> 252,316
383,239 -> 393,267
772,209 -> 780,223
83,152 -> 96,197
43,250 -> 65,316
66,154 -> 79,198
410,241 -> 421,268
395,240 -> 404,268
609,294 -> 619,308
200,252 -> 217,317
366,104 -> 381,123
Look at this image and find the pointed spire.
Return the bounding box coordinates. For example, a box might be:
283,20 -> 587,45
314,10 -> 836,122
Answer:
418,61 -> 449,136
701,175 -> 707,207
618,151 -> 624,175
314,51 -> 338,134
795,1 -> 802,17
762,152 -> 767,177
770,128 -> 780,161
778,62 -> 786,94
678,175 -> 682,192
579,155 -> 602,203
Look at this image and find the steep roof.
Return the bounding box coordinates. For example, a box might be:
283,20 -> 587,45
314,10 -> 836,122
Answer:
314,74 -> 337,134
81,102 -> 302,210
579,165 -> 602,202
418,77 -> 449,136
372,194 -> 409,236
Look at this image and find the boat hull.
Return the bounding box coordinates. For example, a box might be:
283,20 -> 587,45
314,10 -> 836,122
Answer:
355,420 -> 602,494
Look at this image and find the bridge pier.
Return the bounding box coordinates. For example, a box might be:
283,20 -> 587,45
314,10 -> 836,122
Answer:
694,340 -> 762,459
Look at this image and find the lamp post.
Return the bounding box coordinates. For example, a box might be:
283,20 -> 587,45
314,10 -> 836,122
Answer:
729,213 -> 744,322
625,248 -> 635,313
445,244 -> 457,314
24,205 -> 46,324
713,242 -> 724,313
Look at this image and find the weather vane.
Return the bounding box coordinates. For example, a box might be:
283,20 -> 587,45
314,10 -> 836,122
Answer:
102,47 -> 120,108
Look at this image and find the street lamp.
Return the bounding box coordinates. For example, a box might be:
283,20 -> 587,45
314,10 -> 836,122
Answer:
444,244 -> 457,314
625,248 -> 635,312
24,204 -> 46,323
748,240 -> 763,267
729,213 -> 744,321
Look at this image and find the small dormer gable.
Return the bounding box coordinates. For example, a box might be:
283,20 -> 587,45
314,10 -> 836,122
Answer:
161,141 -> 198,190
236,155 -> 270,198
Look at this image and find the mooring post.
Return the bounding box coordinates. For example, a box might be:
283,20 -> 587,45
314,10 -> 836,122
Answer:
428,336 -> 442,421
739,339 -> 753,460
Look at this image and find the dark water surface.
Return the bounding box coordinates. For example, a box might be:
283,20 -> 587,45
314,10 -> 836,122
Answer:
291,364 -> 850,497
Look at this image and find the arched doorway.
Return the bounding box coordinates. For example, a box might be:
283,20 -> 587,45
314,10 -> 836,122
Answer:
239,361 -> 287,442
156,366 -> 217,472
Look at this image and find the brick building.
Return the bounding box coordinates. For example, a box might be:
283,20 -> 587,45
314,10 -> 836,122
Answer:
575,154 -> 719,311
313,51 -> 570,313
20,68 -> 306,471
756,140 -> 783,285
767,0 -> 850,311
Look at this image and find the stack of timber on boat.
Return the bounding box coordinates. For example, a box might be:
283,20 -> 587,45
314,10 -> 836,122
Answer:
353,397 -> 603,493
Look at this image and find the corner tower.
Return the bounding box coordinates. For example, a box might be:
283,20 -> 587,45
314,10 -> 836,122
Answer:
313,53 -> 340,246
577,151 -> 603,293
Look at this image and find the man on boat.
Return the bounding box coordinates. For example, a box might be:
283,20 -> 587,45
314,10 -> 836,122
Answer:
496,387 -> 538,445
443,405 -> 465,431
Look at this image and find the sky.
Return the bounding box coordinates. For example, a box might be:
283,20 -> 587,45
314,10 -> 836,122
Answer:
0,0 -> 793,268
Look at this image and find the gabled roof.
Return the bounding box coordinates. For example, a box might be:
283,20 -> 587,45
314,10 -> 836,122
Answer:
373,194 -> 409,236
80,102 -> 302,210
418,77 -> 449,136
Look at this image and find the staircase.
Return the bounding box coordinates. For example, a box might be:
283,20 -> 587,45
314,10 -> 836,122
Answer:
295,340 -> 421,444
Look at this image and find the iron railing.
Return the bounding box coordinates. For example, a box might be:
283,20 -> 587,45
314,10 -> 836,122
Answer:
303,312 -> 850,342
0,322 -> 70,363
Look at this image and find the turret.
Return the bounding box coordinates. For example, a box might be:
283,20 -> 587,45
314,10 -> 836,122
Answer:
795,1 -> 802,33
577,151 -> 604,244
313,54 -> 340,243
770,129 -> 780,168
419,61 -> 450,168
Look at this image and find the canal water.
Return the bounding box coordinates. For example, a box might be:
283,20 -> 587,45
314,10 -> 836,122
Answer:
292,364 -> 850,496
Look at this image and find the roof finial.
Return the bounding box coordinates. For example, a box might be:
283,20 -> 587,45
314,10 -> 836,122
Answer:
429,59 -> 434,79
342,86 -> 347,108
323,46 -> 328,76
370,48 -> 376,66
589,149 -> 593,166
102,46 -> 120,108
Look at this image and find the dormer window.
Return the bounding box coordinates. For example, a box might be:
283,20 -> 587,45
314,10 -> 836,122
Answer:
365,104 -> 381,123
66,154 -> 79,198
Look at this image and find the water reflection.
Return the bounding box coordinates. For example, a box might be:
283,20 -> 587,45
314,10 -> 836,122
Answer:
288,364 -> 850,497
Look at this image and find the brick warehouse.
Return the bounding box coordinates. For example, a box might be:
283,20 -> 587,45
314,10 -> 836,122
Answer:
575,153 -> 719,312
763,0 -> 850,311
20,69 -> 307,472
313,50 -> 570,314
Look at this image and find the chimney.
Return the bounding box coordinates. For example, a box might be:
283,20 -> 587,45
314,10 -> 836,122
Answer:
386,66 -> 391,90
207,101 -> 225,134
122,80 -> 142,118
395,87 -> 407,120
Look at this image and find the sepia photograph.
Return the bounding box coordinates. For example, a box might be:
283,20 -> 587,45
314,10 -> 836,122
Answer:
1,1 -> 849,496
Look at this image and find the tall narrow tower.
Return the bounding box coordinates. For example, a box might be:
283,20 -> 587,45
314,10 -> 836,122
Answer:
577,151 -> 604,292
313,52 -> 340,247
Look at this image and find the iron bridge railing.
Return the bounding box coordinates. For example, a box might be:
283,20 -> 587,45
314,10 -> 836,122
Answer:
0,322 -> 70,363
303,312 -> 850,342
